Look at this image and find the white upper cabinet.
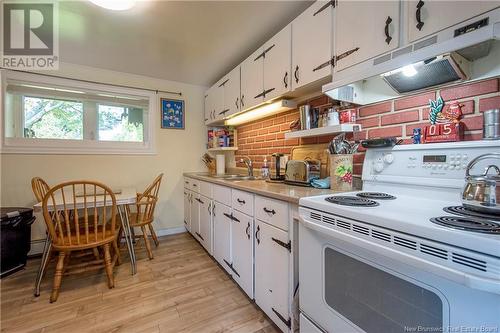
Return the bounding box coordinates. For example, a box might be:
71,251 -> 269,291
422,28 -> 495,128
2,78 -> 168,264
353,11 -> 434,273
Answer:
291,1 -> 333,90
263,25 -> 292,101
241,47 -> 264,111
335,1 -> 400,72
222,66 -> 241,118
204,88 -> 213,125
407,0 -> 499,43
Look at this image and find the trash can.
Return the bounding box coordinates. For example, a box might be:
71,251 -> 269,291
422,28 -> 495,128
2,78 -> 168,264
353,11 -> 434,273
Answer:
1,207 -> 36,278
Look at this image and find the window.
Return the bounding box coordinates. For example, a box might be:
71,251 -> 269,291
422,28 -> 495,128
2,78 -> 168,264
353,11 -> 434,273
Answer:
23,96 -> 83,140
98,104 -> 143,142
1,70 -> 156,154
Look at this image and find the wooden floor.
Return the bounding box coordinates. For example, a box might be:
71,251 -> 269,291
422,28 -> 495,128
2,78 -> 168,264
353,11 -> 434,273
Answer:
1,232 -> 280,333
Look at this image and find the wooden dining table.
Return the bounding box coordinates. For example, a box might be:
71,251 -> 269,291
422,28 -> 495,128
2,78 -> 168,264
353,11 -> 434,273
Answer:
32,187 -> 138,297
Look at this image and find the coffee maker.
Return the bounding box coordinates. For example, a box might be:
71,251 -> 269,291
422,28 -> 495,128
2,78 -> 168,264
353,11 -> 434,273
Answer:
270,153 -> 285,181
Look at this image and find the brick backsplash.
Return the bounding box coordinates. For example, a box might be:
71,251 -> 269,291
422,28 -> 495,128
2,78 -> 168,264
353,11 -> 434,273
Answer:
234,77 -> 500,175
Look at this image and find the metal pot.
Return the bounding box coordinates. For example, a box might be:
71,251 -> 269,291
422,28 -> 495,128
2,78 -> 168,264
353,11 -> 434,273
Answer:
462,153 -> 500,214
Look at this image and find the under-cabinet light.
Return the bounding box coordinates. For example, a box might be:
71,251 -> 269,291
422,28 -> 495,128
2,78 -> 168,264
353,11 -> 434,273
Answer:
224,100 -> 296,126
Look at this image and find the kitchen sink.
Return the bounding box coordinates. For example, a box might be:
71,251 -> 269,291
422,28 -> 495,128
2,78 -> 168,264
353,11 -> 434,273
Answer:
208,174 -> 262,181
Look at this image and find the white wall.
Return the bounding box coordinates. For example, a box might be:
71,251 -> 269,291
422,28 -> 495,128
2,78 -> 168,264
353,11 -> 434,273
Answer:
0,63 -> 207,252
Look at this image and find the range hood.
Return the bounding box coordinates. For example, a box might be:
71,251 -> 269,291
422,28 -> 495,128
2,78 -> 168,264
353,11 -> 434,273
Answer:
324,7 -> 500,106
381,53 -> 470,94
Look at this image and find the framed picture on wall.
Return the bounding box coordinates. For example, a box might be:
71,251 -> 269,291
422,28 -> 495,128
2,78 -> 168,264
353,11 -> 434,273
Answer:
160,98 -> 185,129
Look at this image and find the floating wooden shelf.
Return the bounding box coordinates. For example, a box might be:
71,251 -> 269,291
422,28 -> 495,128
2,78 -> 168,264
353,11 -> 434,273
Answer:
207,147 -> 238,152
284,124 -> 362,139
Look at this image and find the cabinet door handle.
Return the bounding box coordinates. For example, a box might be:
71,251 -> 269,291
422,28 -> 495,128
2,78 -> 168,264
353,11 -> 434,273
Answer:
335,47 -> 360,63
223,212 -> 232,220
212,204 -> 215,216
312,58 -> 333,72
195,232 -> 204,241
240,94 -> 245,108
207,202 -> 212,214
235,97 -> 239,110
255,225 -> 261,244
218,109 -> 229,115
294,65 -> 299,84
271,308 -> 291,329
263,88 -> 275,98
313,0 -> 335,16
416,0 -> 425,31
263,207 -> 276,215
283,72 -> 288,88
385,16 -> 393,45
196,197 -> 203,204
263,44 -> 275,56
237,198 -> 246,204
218,78 -> 229,87
246,222 -> 250,240
272,237 -> 291,252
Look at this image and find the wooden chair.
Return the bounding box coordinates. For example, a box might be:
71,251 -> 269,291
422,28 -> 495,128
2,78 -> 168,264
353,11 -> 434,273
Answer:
42,181 -> 120,302
127,174 -> 163,259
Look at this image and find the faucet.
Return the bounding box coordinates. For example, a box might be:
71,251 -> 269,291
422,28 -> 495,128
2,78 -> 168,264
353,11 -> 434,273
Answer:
240,156 -> 254,177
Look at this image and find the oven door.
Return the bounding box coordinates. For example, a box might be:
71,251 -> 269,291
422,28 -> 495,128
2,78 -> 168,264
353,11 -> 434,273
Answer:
299,209 -> 500,333
299,213 -> 452,333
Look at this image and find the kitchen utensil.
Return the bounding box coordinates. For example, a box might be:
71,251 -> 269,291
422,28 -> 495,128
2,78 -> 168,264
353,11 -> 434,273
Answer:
290,144 -> 330,178
329,154 -> 354,191
284,159 -> 321,186
299,105 -> 312,130
483,109 -> 500,140
462,153 -> 500,214
361,137 -> 398,148
270,153 -> 285,181
327,108 -> 340,126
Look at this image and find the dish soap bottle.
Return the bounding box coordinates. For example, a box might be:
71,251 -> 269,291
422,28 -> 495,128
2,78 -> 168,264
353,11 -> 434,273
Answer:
261,157 -> 269,179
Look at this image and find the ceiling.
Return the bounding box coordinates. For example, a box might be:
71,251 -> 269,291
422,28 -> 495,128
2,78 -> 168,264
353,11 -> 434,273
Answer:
58,1 -> 312,86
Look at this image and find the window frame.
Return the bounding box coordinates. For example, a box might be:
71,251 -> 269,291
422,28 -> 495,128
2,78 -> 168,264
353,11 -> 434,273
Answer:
0,70 -> 157,155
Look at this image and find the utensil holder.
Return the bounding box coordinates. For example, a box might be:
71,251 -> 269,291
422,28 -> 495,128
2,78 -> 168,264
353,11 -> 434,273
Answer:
329,154 -> 353,191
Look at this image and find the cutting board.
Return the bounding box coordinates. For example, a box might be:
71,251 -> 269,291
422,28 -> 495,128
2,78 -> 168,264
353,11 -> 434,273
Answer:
290,144 -> 330,178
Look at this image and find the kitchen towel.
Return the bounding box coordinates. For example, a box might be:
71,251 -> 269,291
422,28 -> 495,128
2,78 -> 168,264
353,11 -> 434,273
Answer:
216,154 -> 225,175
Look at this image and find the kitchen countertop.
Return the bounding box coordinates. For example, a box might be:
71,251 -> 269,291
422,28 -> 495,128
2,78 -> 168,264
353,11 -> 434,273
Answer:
183,172 -> 347,204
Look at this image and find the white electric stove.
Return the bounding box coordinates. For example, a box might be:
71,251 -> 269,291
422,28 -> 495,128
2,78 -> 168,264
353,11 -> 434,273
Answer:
298,141 -> 500,333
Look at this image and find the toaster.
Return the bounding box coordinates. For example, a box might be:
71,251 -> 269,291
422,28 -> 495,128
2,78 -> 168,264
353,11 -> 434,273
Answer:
284,159 -> 321,186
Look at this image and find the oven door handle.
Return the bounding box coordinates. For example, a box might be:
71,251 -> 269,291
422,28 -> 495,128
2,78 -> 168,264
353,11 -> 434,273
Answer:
299,217 -> 500,295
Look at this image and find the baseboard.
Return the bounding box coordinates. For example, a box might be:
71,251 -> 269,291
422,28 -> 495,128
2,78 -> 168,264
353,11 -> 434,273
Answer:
28,239 -> 47,256
27,226 -> 187,256
156,226 -> 187,237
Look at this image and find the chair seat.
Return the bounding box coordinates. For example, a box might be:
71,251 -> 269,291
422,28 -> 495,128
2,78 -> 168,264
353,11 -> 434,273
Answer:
52,226 -> 118,250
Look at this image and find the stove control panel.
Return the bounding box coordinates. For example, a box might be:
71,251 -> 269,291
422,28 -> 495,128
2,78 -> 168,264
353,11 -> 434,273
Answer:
363,141 -> 500,185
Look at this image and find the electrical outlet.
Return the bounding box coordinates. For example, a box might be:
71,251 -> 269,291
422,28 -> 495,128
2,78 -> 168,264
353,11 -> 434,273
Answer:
280,155 -> 289,169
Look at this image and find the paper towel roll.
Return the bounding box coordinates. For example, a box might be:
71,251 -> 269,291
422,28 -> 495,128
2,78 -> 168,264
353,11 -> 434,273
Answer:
216,154 -> 225,175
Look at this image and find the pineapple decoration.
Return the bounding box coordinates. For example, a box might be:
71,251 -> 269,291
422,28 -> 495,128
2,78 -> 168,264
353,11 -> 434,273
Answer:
428,96 -> 444,124
423,96 -> 464,143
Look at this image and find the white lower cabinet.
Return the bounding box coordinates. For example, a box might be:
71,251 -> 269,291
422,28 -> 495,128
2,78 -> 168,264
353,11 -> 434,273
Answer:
213,201 -> 232,275
183,178 -> 292,332
231,210 -> 254,299
183,190 -> 191,232
190,193 -> 200,237
255,219 -> 291,332
197,194 -> 212,254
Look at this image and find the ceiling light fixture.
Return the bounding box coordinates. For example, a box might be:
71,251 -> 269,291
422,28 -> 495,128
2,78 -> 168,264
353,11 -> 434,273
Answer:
225,100 -> 296,126
88,0 -> 136,11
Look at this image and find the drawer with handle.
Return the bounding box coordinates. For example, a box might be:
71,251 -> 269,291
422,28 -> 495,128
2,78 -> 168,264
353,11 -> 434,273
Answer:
184,177 -> 191,189
255,195 -> 288,231
190,179 -> 200,193
199,181 -> 213,198
232,189 -> 254,216
213,184 -> 232,206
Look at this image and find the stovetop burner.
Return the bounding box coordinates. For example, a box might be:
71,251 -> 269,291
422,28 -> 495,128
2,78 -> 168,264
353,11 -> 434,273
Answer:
325,196 -> 379,207
443,206 -> 500,222
430,216 -> 500,234
356,192 -> 396,200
